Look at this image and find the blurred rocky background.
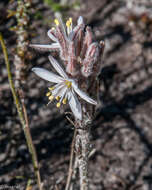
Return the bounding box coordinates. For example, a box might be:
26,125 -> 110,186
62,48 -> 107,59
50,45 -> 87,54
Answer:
0,0 -> 152,189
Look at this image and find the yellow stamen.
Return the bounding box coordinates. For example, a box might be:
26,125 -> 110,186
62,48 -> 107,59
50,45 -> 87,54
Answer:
66,20 -> 71,28
49,95 -> 54,101
66,18 -> 72,28
56,102 -> 61,108
69,17 -> 72,23
65,80 -> 72,88
49,87 -> 54,91
51,27 -> 55,30
62,98 -> 67,104
55,96 -> 60,101
54,19 -> 59,26
46,92 -> 51,96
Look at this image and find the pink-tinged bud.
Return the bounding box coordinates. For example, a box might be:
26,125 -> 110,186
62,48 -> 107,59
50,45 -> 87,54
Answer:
92,40 -> 105,74
81,43 -> 99,77
99,41 -> 105,55
81,26 -> 93,59
66,41 -> 78,76
70,24 -> 84,41
75,27 -> 84,57
55,26 -> 68,61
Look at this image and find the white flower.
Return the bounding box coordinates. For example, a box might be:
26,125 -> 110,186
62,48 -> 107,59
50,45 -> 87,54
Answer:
32,55 -> 97,120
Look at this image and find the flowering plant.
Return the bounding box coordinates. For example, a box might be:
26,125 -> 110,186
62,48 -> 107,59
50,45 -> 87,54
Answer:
31,15 -> 104,190
31,16 -> 104,119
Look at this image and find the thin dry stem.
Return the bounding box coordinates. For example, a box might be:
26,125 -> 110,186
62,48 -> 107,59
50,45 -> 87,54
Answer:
69,156 -> 79,190
21,96 -> 43,190
65,128 -> 77,190
0,33 -> 43,190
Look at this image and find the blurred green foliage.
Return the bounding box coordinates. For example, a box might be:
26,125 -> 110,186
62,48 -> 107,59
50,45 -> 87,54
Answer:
34,11 -> 43,20
44,0 -> 80,12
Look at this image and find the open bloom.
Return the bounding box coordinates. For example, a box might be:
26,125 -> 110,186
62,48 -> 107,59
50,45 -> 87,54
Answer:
32,56 -> 97,120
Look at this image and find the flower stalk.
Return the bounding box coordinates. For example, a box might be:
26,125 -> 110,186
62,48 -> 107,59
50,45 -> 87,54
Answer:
12,1 -> 43,189
3,0 -> 43,189
72,106 -> 93,190
65,128 -> 77,190
0,33 -> 43,190
77,129 -> 89,190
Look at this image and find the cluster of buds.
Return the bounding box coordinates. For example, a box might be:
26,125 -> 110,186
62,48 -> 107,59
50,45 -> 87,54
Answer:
31,16 -> 104,120
30,16 -> 104,77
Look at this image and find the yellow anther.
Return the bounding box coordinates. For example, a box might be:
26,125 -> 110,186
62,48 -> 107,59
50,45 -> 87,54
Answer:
62,98 -> 67,104
46,92 -> 51,97
66,20 -> 71,28
49,95 -> 54,101
69,17 -> 72,23
55,96 -> 60,101
49,87 -> 54,91
51,27 -> 55,30
54,19 -> 59,26
56,102 -> 61,108
65,80 -> 72,88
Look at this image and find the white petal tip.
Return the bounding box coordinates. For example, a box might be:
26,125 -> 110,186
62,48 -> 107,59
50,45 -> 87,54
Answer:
48,55 -> 54,64
31,67 -> 41,74
94,101 -> 98,105
77,16 -> 84,25
31,67 -> 36,72
29,44 -> 37,49
48,55 -> 53,60
90,99 -> 98,105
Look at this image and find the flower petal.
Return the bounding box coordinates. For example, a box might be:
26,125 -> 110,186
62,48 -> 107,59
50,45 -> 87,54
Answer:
48,55 -> 68,79
55,14 -> 66,37
32,67 -> 63,83
69,23 -> 84,41
68,90 -> 82,120
72,81 -> 97,105
77,16 -> 84,25
29,43 -> 60,51
57,85 -> 67,101
51,83 -> 65,96
47,29 -> 58,42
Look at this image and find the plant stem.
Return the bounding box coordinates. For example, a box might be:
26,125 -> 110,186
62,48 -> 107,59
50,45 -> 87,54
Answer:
65,128 -> 77,190
69,155 -> 78,190
77,129 -> 89,190
21,96 -> 43,190
0,34 -> 43,190
0,34 -> 25,127
75,116 -> 91,190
